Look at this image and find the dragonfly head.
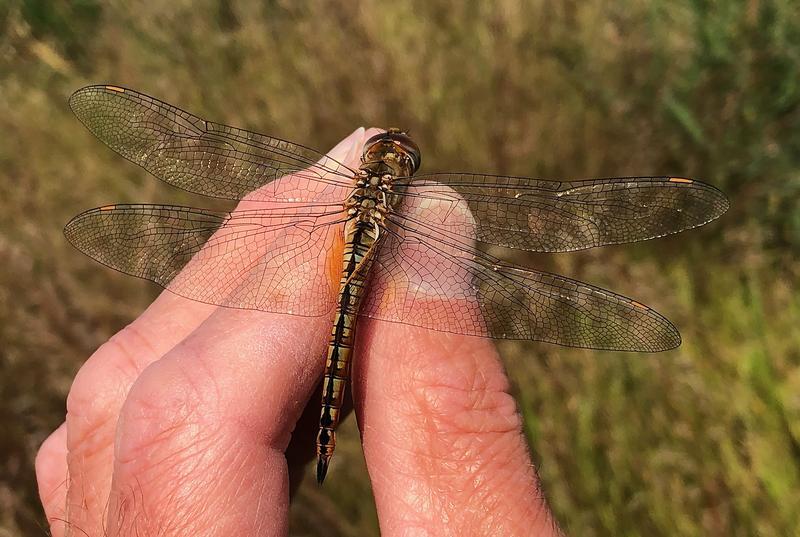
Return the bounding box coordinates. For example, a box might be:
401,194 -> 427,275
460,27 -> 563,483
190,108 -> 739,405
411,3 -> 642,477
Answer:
361,129 -> 421,177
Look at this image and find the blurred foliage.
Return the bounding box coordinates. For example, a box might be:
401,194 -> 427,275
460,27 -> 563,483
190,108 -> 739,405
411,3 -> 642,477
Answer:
1,0 -> 799,535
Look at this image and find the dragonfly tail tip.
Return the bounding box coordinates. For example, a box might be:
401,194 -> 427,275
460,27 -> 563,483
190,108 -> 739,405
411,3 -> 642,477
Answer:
316,455 -> 330,485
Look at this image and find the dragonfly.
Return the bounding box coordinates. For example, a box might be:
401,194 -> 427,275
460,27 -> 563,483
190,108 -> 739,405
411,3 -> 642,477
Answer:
65,85 -> 729,484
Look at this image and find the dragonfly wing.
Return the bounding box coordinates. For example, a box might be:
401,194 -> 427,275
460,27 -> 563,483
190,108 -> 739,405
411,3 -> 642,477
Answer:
64,202 -> 345,316
400,174 -> 728,252
69,85 -> 355,201
361,191 -> 680,351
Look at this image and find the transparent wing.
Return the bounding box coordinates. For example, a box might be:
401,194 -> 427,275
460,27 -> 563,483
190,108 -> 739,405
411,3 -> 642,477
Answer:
64,202 -> 346,316
361,191 -> 680,351
69,85 -> 356,201
398,174 -> 729,252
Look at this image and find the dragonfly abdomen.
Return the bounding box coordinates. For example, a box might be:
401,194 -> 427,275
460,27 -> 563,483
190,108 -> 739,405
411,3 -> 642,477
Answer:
316,217 -> 380,484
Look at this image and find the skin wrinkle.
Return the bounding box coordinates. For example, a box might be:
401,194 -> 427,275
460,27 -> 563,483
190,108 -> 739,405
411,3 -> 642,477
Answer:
112,363 -> 236,504
179,339 -> 225,409
113,361 -> 264,493
105,339 -> 152,391
412,425 -> 528,523
108,311 -> 323,534
62,320 -> 183,510
461,454 -> 530,525
114,419 -> 210,487
114,480 -> 198,537
122,411 -> 215,473
77,302 -> 208,418
224,445 -> 255,503
112,434 -> 264,535
114,376 -> 200,467
66,338 -> 138,422
64,409 -> 116,462
221,456 -> 276,535
41,474 -> 69,509
116,323 -> 162,370
165,448 -> 233,515
395,344 -> 522,472
63,473 -> 113,537
413,381 -> 521,435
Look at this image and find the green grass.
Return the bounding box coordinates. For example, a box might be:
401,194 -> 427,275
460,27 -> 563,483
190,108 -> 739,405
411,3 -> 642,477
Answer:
1,0 -> 799,535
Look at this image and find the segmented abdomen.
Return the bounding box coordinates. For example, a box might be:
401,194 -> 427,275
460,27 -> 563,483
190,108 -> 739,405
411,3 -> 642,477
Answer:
315,218 -> 379,483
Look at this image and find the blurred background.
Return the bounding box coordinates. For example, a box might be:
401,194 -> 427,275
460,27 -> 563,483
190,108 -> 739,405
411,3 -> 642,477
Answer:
1,0 -> 798,535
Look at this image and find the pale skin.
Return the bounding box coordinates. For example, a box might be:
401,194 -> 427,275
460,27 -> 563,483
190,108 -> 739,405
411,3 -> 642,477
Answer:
35,128 -> 561,536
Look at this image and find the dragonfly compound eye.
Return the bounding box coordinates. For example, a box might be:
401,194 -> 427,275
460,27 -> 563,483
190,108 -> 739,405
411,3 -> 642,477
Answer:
362,130 -> 422,174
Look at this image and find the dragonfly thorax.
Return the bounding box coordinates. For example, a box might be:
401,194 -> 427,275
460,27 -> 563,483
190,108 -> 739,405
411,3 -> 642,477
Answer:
345,172 -> 396,224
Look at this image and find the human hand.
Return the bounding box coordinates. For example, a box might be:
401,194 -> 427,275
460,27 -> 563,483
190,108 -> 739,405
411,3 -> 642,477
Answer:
36,128 -> 560,536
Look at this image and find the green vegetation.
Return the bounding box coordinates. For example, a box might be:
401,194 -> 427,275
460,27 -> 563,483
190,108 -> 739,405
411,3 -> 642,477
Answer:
1,0 -> 798,535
